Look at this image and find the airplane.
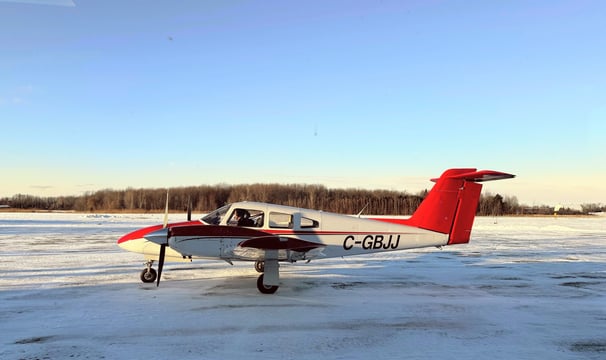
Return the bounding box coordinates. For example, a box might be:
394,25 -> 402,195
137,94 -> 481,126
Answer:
117,168 -> 514,294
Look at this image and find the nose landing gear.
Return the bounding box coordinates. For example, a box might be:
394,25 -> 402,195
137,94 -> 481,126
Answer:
140,260 -> 157,283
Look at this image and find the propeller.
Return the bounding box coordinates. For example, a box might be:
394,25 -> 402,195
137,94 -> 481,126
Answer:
153,191 -> 193,287
156,190 -> 169,287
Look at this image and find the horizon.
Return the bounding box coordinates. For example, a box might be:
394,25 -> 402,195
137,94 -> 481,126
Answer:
1,179 -> 600,210
2,1 -> 605,207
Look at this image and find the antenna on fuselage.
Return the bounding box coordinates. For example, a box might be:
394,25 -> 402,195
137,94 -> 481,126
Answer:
356,203 -> 370,218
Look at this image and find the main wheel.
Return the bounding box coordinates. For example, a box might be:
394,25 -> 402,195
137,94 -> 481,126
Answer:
254,260 -> 265,273
256,274 -> 279,294
140,268 -> 157,283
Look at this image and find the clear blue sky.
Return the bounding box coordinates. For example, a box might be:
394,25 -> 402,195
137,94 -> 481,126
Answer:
1,0 -> 605,207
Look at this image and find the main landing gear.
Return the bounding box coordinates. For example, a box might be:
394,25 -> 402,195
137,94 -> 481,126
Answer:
140,260 -> 157,283
254,260 -> 279,294
257,274 -> 278,294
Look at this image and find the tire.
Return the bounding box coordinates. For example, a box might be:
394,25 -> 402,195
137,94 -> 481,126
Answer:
140,268 -> 157,283
254,260 -> 265,273
256,274 -> 278,294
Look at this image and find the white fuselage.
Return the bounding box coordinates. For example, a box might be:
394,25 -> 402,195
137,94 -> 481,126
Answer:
119,202 -> 449,263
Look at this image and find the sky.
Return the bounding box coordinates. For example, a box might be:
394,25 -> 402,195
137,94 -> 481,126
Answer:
1,0 -> 605,207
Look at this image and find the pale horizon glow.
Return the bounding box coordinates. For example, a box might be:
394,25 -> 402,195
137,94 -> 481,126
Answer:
1,1 -> 605,207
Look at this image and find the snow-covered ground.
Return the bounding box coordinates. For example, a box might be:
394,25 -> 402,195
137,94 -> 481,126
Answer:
0,213 -> 604,359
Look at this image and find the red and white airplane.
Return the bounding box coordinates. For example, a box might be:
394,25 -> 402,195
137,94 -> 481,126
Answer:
117,168 -> 514,294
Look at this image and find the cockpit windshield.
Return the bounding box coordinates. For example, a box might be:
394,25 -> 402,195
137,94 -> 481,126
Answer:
201,204 -> 231,225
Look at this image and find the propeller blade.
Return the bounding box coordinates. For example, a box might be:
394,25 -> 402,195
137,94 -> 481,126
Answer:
163,190 -> 169,228
156,243 -> 166,287
187,196 -> 192,221
156,191 -> 169,287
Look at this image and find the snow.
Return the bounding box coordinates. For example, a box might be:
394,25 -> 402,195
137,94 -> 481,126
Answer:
1,213 -> 605,359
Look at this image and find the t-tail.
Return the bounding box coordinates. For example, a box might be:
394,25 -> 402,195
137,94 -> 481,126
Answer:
403,168 -> 515,244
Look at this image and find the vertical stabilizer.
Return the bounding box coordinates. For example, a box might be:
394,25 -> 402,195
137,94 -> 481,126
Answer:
404,168 -> 514,244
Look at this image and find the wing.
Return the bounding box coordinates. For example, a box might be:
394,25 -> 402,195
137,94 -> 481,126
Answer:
236,235 -> 325,261
239,236 -> 323,252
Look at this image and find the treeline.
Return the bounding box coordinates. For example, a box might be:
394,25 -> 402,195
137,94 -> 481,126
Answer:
1,184 -> 600,216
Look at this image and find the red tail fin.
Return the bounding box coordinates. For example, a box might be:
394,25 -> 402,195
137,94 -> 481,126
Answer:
404,168 -> 515,244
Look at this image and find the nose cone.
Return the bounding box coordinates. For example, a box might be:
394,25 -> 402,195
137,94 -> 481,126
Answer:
144,227 -> 169,245
117,224 -> 164,247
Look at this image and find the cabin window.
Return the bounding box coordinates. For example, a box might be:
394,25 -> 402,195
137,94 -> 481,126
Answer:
269,212 -> 293,229
300,216 -> 319,228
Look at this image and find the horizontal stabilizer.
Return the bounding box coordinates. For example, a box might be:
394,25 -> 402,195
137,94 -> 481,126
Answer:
431,170 -> 515,183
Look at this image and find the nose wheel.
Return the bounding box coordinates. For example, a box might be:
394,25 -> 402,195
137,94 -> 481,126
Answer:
140,260 -> 157,283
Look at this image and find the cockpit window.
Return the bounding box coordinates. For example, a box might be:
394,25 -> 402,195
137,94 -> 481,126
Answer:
227,208 -> 264,227
201,204 -> 231,225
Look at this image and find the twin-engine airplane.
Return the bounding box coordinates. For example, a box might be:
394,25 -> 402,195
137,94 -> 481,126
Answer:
118,168 -> 514,294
